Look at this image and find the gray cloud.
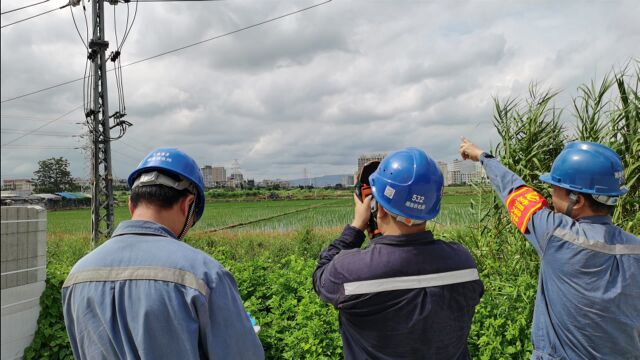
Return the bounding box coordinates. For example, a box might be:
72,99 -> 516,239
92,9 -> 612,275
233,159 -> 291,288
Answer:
2,0 -> 639,182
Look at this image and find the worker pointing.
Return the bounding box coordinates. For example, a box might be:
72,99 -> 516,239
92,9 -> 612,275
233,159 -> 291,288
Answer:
62,148 -> 264,359
313,147 -> 484,359
459,137 -> 640,359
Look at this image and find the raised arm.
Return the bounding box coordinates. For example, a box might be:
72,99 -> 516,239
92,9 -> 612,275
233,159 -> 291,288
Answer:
312,195 -> 370,307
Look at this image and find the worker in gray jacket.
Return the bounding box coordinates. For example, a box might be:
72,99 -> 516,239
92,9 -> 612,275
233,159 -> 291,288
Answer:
62,148 -> 264,359
460,137 -> 639,359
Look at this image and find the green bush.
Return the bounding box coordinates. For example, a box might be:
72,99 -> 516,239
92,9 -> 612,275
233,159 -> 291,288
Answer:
231,256 -> 342,359
23,264 -> 74,360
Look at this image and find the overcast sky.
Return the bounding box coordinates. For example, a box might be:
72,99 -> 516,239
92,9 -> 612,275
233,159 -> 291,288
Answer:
1,0 -> 638,182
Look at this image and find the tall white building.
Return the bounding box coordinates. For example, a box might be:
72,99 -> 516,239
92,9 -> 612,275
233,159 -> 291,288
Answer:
201,166 -> 214,188
212,166 -> 226,186
201,165 -> 228,187
449,159 -> 487,184
437,161 -> 450,185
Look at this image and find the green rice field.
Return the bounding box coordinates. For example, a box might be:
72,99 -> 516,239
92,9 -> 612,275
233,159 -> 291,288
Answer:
47,188 -> 487,236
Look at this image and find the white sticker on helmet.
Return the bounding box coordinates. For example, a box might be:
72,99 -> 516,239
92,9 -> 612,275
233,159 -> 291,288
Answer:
384,185 -> 395,199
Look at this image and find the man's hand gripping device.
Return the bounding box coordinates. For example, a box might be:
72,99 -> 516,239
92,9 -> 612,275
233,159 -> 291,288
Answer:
355,161 -> 382,239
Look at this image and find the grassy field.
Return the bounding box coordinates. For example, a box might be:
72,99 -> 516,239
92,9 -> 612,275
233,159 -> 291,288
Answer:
31,186 -> 540,360
48,187 -> 488,236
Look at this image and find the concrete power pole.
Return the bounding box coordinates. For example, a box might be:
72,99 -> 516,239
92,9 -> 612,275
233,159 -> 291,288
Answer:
89,0 -> 114,246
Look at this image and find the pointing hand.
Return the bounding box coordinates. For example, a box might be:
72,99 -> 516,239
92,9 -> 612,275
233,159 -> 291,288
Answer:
459,136 -> 484,162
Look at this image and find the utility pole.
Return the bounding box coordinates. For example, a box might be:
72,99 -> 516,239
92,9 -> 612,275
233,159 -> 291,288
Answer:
88,0 -> 114,246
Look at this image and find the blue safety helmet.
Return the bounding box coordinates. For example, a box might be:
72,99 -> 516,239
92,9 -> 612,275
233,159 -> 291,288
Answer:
539,141 -> 628,196
128,148 -> 206,222
369,147 -> 444,221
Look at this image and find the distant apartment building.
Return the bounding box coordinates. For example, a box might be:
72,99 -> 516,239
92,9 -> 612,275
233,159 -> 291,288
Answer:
212,166 -> 226,185
201,166 -> 215,188
437,161 -> 450,185
448,159 -> 487,185
200,165 -> 228,188
343,175 -> 355,187
2,179 -> 34,193
452,159 -> 476,174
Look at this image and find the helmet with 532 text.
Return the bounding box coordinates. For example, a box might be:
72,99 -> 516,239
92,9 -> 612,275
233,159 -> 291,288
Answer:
128,148 -> 206,223
368,147 -> 444,222
539,141 -> 628,197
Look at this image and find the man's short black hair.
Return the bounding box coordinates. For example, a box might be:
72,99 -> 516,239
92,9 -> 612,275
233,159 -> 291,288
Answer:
581,193 -> 615,215
130,171 -> 193,210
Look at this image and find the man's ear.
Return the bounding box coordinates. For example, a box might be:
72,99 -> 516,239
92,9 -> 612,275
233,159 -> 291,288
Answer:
377,205 -> 388,219
128,197 -> 134,216
573,193 -> 587,211
180,194 -> 195,217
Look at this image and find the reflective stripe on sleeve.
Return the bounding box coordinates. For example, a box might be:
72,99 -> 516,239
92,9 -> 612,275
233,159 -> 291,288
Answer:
63,266 -> 209,297
343,268 -> 479,296
552,228 -> 640,255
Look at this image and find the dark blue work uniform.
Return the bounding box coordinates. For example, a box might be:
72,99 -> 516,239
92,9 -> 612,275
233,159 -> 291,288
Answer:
481,153 -> 640,360
313,225 -> 484,360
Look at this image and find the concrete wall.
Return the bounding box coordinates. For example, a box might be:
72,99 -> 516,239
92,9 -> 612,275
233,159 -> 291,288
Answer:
1,206 -> 47,360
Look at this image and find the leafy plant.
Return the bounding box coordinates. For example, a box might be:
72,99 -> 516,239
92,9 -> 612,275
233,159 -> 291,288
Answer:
23,264 -> 74,360
573,63 -> 639,233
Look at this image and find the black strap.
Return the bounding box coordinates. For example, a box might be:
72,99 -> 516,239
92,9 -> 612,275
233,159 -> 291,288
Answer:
177,199 -> 196,240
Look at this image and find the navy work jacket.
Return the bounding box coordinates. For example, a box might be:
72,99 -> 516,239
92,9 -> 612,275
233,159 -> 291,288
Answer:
313,225 -> 484,360
481,153 -> 640,360
62,220 -> 264,360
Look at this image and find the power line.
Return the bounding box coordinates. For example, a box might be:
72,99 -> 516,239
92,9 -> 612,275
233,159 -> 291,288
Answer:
69,2 -> 88,49
1,128 -> 79,137
1,105 -> 82,146
133,0 -> 224,2
0,0 -> 332,103
118,0 -> 332,68
111,148 -> 143,166
117,139 -> 148,154
1,3 -> 68,29
2,144 -> 80,149
1,0 -> 49,15
1,114 -> 60,121
1,76 -> 86,103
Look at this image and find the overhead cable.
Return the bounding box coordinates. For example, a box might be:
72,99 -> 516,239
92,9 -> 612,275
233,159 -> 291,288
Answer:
1,76 -> 86,103
69,2 -> 88,49
120,0 -> 331,68
132,0 -> 224,2
1,3 -> 68,29
111,147 -> 142,162
1,0 -> 49,15
1,105 -> 82,146
0,0 -> 332,103
1,128 -> 80,137
118,140 -> 148,154
2,145 -> 80,149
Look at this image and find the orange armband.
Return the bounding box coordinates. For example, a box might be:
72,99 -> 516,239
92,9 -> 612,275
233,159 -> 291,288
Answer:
505,186 -> 548,233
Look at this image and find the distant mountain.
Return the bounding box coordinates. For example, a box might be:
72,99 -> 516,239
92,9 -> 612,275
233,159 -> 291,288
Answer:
287,174 -> 353,187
